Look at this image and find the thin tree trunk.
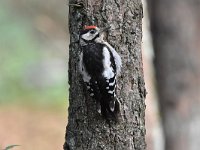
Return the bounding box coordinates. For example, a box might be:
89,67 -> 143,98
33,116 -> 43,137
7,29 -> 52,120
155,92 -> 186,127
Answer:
64,0 -> 146,149
148,0 -> 200,150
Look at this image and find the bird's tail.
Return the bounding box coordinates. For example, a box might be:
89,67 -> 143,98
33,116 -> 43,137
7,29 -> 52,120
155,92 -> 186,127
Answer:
100,96 -> 120,122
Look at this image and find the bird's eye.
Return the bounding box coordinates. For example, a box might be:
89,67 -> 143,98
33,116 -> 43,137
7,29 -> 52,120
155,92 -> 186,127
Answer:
90,30 -> 96,34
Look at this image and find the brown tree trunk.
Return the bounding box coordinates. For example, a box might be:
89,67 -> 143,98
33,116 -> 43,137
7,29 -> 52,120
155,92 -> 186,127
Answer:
64,0 -> 146,149
148,0 -> 200,150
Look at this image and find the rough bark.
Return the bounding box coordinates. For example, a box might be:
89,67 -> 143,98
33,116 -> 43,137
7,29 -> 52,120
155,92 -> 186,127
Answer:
148,0 -> 200,150
64,0 -> 146,149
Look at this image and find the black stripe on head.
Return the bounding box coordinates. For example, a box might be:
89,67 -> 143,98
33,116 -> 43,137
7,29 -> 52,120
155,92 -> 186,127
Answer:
80,29 -> 91,35
80,28 -> 97,36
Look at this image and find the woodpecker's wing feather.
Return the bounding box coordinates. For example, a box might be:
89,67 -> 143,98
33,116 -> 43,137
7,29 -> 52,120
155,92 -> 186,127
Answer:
95,75 -> 120,120
104,42 -> 122,75
102,47 -> 115,79
79,42 -> 121,121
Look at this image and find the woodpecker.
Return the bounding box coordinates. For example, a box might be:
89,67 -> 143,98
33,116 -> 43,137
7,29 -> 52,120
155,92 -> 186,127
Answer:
79,25 -> 122,121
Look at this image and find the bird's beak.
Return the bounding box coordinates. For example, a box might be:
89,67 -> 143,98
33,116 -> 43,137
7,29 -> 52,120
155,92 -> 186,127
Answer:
99,26 -> 111,34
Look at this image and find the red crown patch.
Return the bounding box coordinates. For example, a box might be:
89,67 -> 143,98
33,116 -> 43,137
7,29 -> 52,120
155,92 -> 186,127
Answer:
84,25 -> 97,30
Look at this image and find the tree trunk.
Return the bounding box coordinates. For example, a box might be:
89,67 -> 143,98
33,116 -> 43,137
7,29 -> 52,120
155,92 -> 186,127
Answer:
148,0 -> 200,150
64,0 -> 146,149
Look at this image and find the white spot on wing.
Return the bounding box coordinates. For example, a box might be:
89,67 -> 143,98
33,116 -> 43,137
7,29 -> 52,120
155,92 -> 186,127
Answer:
109,80 -> 115,86
108,90 -> 114,94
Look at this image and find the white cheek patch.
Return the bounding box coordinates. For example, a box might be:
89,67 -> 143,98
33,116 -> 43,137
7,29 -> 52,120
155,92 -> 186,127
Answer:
81,32 -> 98,41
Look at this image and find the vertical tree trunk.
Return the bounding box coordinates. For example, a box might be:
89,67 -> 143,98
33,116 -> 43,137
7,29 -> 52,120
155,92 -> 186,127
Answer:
148,0 -> 200,150
64,0 -> 146,149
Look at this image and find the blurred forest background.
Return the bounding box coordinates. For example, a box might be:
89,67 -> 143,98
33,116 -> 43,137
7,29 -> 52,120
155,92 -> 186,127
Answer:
0,0 -> 68,149
1,0 -> 200,150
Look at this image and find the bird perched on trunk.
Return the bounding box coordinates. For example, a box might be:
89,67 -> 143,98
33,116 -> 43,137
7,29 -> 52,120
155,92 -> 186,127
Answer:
79,25 -> 122,121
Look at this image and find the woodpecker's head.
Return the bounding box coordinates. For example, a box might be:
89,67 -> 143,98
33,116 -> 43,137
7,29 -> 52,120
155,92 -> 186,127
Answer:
79,25 -> 110,45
